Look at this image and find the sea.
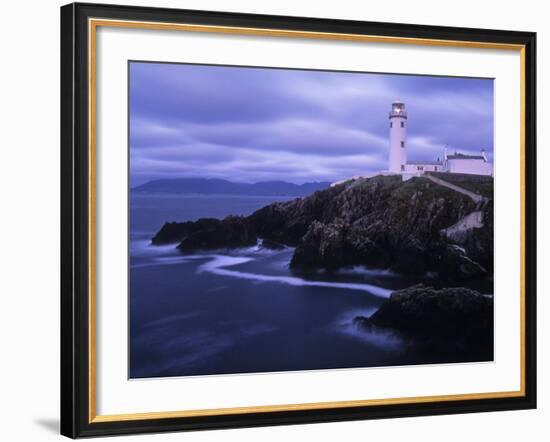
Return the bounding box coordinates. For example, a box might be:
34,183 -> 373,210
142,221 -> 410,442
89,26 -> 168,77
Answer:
129,192 -> 491,379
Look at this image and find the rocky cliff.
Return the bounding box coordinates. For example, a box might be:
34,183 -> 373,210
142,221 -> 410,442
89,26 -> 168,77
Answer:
152,174 -> 493,282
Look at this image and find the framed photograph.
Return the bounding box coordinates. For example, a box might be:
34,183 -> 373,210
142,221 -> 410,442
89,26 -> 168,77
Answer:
60,2 -> 536,438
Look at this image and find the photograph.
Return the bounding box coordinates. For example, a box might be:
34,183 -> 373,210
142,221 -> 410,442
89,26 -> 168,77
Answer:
56,2 -> 537,438
128,62 -> 495,379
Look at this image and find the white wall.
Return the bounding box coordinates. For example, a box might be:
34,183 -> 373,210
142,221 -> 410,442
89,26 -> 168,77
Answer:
0,1 -> 546,441
403,164 -> 442,172
389,115 -> 407,172
447,159 -> 493,175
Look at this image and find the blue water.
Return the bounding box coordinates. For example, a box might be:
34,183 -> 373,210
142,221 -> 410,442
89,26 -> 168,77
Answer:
129,192 -> 482,379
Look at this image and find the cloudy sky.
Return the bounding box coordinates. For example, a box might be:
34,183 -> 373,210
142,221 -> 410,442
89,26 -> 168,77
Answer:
129,62 -> 494,187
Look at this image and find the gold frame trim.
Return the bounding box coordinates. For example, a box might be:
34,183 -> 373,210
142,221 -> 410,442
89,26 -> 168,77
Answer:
88,18 -> 527,424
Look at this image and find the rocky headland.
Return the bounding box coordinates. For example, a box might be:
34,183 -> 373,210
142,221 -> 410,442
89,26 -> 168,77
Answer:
152,174 -> 493,282
150,173 -> 494,351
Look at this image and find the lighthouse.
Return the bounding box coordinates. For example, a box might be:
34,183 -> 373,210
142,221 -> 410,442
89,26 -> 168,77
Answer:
388,101 -> 407,173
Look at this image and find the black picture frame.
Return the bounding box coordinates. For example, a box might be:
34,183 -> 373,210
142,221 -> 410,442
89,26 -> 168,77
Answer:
61,2 -> 537,438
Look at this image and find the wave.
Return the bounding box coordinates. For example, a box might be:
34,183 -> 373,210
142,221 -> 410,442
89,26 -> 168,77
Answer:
336,308 -> 403,349
130,254 -> 207,269
337,266 -> 396,278
130,239 -> 179,257
229,241 -> 291,257
339,320 -> 404,349
131,242 -> 392,298
197,255 -> 392,298
131,238 -> 288,259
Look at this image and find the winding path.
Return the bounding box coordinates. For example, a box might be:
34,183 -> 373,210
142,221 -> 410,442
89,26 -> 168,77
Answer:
423,174 -> 490,240
424,174 -> 485,204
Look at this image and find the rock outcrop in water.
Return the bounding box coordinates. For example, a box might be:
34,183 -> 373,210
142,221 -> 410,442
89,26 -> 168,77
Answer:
152,174 -> 493,282
152,218 -> 222,245
354,284 -> 493,338
353,284 -> 494,357
153,216 -> 257,251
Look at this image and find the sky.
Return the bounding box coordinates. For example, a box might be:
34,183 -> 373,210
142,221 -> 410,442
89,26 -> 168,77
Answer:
129,62 -> 494,187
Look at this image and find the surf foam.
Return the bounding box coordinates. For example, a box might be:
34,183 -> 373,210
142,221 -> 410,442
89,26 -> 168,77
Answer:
198,255 -> 391,298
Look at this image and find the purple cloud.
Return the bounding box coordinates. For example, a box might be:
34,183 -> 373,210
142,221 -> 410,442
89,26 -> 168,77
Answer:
129,62 -> 493,186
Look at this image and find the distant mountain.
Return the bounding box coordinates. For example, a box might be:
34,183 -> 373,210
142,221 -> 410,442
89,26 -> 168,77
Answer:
132,178 -> 331,197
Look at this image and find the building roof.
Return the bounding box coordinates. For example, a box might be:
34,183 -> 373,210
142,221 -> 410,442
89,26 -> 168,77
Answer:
447,153 -> 485,160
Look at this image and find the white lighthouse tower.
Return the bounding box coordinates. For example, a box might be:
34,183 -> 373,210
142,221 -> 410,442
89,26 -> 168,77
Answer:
388,101 -> 407,173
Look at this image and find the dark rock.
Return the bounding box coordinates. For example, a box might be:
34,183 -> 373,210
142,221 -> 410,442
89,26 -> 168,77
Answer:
289,219 -> 392,271
248,182 -> 350,246
390,239 -> 430,275
176,216 -> 257,252
151,174 -> 493,282
357,284 -> 493,341
431,244 -> 488,281
151,218 -> 221,245
260,238 -> 286,250
463,199 -> 494,272
285,175 -> 488,279
352,315 -> 370,328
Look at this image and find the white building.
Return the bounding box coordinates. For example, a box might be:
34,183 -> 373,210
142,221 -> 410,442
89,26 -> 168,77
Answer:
445,150 -> 493,175
387,101 -> 492,179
